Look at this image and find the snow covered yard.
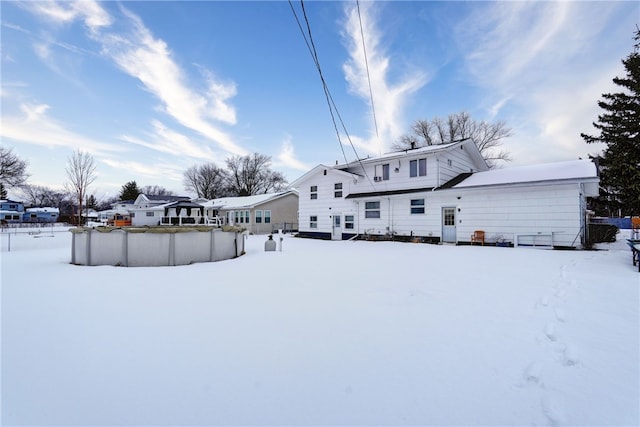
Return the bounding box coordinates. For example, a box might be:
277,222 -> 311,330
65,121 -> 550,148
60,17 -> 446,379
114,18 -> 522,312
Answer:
1,229 -> 638,426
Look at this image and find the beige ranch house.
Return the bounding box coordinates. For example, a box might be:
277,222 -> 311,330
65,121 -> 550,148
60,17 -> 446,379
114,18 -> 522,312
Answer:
199,190 -> 299,234
291,138 -> 600,249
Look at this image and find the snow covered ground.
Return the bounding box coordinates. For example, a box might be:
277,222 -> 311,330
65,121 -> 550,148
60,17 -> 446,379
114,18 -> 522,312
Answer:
1,227 -> 638,426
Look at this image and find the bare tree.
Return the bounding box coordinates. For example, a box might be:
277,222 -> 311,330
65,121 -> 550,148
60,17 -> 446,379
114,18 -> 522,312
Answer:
65,149 -> 96,225
183,163 -> 229,199
393,112 -> 513,167
22,184 -> 52,206
225,153 -> 287,196
140,184 -> 174,196
0,146 -> 29,190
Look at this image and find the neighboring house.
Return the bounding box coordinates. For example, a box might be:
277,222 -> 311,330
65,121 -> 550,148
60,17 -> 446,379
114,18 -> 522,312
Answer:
22,207 -> 59,223
159,200 -> 206,226
291,138 -> 600,249
130,194 -> 191,226
0,199 -> 25,224
200,190 -> 299,234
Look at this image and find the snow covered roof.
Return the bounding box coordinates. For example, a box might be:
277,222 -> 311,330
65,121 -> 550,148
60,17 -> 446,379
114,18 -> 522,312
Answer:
337,138 -> 488,171
201,191 -> 295,210
26,207 -> 60,213
453,159 -> 598,188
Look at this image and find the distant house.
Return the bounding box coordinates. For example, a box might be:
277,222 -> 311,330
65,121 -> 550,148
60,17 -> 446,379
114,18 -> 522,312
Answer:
22,207 -> 59,223
291,139 -> 599,249
159,200 -> 206,226
200,190 -> 299,234
130,194 -> 191,226
0,199 -> 25,224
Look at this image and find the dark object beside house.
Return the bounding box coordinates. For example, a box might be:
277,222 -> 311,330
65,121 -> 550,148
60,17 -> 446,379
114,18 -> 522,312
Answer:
587,223 -> 618,245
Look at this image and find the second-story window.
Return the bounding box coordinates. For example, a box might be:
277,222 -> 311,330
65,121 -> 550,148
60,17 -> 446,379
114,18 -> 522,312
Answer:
310,185 -> 318,200
410,158 -> 427,177
374,163 -> 390,181
334,183 -> 343,198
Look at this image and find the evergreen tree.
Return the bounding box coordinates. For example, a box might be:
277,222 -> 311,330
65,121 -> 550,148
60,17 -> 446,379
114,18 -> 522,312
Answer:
86,194 -> 97,209
0,182 -> 7,199
119,181 -> 141,201
582,29 -> 640,216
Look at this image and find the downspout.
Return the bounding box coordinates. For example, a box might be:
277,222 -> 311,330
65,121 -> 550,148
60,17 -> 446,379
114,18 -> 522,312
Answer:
356,201 -> 360,236
433,156 -> 440,191
388,197 -> 391,234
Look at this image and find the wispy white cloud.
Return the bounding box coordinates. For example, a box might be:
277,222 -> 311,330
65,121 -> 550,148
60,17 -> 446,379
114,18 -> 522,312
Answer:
1,102 -> 123,154
100,157 -> 184,184
20,0 -> 247,157
119,120 -> 222,163
274,134 -> 310,172
24,0 -> 112,34
454,1 -> 630,164
341,2 -> 428,156
98,5 -> 245,156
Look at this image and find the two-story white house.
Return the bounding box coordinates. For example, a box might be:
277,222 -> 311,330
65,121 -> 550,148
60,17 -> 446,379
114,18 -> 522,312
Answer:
291,138 -> 600,249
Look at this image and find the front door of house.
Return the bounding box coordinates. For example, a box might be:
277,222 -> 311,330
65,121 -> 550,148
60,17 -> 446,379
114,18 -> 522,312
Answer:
442,207 -> 456,243
332,214 -> 342,240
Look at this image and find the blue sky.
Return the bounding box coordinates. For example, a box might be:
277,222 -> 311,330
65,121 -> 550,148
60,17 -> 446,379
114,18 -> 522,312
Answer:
1,1 -> 638,200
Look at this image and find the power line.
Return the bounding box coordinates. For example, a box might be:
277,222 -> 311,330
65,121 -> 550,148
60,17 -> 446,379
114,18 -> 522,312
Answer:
356,0 -> 380,156
288,0 -> 374,187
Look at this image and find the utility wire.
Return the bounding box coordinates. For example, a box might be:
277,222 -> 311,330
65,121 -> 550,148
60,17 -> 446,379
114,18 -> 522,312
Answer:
288,0 -> 374,187
356,0 -> 380,156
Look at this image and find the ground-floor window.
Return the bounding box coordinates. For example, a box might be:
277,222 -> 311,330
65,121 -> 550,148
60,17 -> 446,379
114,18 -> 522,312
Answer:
410,199 -> 425,214
345,215 -> 354,229
146,211 -> 155,217
255,210 -> 262,223
365,201 -> 380,218
264,210 -> 271,224
310,215 -> 318,229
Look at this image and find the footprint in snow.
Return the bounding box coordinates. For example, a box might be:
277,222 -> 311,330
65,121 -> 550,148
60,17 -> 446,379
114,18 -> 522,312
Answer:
555,288 -> 567,298
563,344 -> 579,366
523,361 -> 543,386
555,308 -> 566,322
544,322 -> 557,341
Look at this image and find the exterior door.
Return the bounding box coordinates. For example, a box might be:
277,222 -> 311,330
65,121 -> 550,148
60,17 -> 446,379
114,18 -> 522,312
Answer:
442,207 -> 456,243
332,214 -> 342,240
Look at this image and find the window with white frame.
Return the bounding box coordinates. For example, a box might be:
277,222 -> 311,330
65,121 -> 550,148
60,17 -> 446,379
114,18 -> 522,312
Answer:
310,185 -> 318,200
334,182 -> 343,198
310,215 -> 318,229
245,210 -> 250,223
255,210 -> 262,223
345,215 -> 354,229
235,211 -> 240,223
410,199 -> 425,214
264,210 -> 271,223
146,211 -> 154,217
410,158 -> 427,177
365,201 -> 381,218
